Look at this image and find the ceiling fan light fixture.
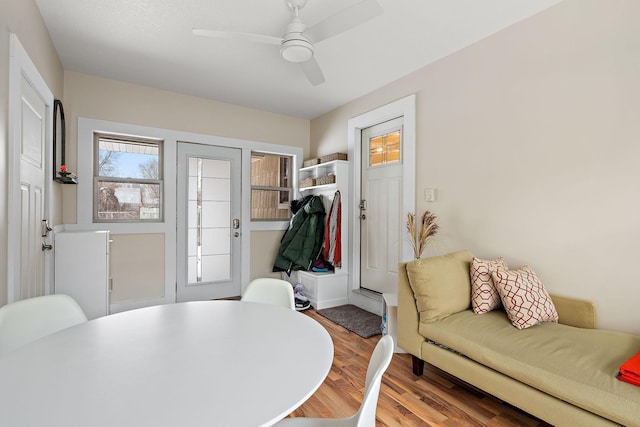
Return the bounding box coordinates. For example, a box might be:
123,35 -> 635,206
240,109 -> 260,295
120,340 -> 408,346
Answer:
280,38 -> 313,63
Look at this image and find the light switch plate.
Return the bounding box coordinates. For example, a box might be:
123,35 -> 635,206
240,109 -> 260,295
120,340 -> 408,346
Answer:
424,188 -> 437,202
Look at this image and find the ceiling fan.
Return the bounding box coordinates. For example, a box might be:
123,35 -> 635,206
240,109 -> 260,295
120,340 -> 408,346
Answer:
193,0 -> 383,86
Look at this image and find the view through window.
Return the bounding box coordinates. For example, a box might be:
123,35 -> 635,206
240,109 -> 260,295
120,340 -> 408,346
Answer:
94,133 -> 163,222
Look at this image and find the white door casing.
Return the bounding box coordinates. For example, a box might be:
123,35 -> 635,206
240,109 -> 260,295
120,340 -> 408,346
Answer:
360,118 -> 403,294
176,142 -> 242,301
7,34 -> 54,302
347,94 -> 416,296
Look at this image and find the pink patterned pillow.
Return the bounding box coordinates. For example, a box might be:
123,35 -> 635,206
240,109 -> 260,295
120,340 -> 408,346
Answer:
492,266 -> 558,330
470,257 -> 508,314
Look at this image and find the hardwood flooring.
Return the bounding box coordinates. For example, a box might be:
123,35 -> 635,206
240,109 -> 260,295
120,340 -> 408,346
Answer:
287,308 -> 552,427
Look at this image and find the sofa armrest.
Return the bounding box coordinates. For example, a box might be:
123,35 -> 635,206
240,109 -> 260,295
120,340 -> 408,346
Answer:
397,262 -> 424,357
551,293 -> 598,329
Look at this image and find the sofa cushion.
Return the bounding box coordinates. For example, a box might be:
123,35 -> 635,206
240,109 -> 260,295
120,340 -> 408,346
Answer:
421,310 -> 640,426
470,257 -> 508,314
406,250 -> 473,322
492,266 -> 558,329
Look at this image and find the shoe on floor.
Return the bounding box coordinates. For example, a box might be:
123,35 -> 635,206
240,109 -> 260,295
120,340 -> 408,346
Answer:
295,298 -> 311,311
294,283 -> 308,302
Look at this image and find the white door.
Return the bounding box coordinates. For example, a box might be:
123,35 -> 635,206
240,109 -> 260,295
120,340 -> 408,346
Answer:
176,142 -> 242,301
7,34 -> 53,302
360,118 -> 403,294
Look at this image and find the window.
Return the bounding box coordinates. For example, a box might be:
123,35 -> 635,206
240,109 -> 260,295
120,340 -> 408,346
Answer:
250,152 -> 292,221
369,129 -> 401,167
94,133 -> 163,222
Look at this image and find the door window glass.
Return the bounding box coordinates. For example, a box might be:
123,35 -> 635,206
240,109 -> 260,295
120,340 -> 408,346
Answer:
369,130 -> 401,167
187,157 -> 231,284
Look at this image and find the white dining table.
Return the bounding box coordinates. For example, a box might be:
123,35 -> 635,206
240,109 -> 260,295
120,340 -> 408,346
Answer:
0,300 -> 334,427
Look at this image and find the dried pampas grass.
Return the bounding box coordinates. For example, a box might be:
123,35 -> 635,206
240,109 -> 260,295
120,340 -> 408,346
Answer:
406,210 -> 439,259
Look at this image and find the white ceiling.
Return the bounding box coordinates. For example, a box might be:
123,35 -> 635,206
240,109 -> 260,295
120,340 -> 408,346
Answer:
35,0 -> 562,119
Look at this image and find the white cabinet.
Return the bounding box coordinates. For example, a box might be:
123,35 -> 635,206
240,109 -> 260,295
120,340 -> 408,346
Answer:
54,230 -> 110,320
291,270 -> 349,310
294,160 -> 350,309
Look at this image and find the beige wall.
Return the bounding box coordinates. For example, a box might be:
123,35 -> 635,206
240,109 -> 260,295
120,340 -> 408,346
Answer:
63,72 -> 309,295
310,0 -> 640,334
0,0 -> 64,306
110,234 -> 165,302
250,231 -> 287,282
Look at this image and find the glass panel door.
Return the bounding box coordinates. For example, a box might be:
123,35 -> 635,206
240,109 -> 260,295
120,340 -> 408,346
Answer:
177,142 -> 241,301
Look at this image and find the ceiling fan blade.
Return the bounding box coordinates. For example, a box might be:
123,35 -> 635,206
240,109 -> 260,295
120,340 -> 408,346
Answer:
300,57 -> 325,86
192,28 -> 281,45
305,0 -> 383,43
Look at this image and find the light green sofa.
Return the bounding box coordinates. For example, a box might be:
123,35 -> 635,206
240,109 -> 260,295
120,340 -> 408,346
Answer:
398,250 -> 640,427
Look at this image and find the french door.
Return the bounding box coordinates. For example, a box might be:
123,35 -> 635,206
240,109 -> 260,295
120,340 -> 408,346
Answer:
176,142 -> 241,301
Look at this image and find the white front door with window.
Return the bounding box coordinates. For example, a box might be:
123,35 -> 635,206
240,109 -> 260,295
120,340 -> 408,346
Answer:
176,142 -> 242,301
359,118 -> 404,294
7,34 -> 54,302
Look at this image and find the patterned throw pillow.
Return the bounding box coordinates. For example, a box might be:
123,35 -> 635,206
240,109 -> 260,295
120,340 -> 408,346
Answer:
470,257 -> 508,314
492,266 -> 558,330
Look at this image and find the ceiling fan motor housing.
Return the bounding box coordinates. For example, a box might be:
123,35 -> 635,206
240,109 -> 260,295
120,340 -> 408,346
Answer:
280,19 -> 313,63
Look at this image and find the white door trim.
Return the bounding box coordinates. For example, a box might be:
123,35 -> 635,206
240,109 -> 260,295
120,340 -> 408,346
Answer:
347,94 -> 416,293
7,33 -> 54,302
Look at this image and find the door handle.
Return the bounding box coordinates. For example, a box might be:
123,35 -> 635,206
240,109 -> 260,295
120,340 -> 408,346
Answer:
233,218 -> 240,229
42,243 -> 53,251
41,219 -> 53,237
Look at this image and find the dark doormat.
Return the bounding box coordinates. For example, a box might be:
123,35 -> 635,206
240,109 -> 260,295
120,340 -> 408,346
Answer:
317,304 -> 382,338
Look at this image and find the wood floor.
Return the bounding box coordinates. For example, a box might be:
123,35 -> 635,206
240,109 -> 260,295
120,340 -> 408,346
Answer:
287,308 -> 552,427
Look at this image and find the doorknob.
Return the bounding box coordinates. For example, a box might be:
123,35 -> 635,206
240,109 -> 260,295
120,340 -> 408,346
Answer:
42,243 -> 53,251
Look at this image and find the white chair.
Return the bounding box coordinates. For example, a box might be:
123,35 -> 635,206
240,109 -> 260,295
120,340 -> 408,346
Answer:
0,294 -> 88,356
241,278 -> 295,310
275,334 -> 395,427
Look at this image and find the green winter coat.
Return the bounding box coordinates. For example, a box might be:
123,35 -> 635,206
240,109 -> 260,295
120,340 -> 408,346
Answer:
273,196 -> 325,274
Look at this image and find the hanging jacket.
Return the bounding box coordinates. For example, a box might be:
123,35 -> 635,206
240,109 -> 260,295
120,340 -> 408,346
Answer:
273,196 -> 326,274
323,190 -> 342,268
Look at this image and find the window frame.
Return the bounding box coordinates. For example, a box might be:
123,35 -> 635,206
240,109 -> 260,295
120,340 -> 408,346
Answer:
250,151 -> 294,222
92,132 -> 164,223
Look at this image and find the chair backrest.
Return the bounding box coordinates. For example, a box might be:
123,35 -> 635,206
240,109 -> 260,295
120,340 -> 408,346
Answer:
0,294 -> 88,356
355,335 -> 394,426
241,278 -> 295,310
